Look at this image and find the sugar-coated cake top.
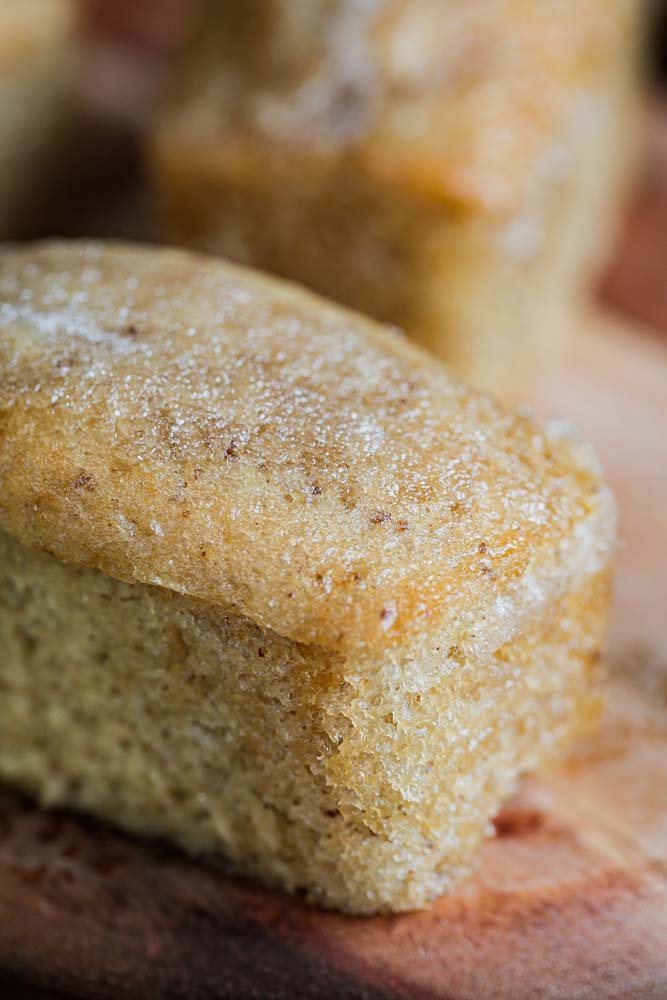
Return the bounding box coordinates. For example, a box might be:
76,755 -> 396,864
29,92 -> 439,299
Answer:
159,0 -> 637,214
0,242 -> 615,653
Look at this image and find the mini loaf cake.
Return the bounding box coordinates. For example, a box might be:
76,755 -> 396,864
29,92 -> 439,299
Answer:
151,0 -> 641,398
0,0 -> 74,237
0,242 -> 616,913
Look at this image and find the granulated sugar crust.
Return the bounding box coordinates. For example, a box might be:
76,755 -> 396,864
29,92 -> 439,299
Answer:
0,241 -> 615,653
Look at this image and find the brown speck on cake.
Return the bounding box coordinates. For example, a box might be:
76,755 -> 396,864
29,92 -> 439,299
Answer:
70,473 -> 96,492
370,510 -> 391,525
380,603 -> 397,630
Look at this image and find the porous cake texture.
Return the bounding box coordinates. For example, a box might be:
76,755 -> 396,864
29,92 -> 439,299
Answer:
0,242 -> 616,913
151,0 -> 641,398
0,0 -> 74,237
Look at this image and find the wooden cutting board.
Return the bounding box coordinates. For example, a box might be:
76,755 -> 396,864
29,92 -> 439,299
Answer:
0,313 -> 665,1000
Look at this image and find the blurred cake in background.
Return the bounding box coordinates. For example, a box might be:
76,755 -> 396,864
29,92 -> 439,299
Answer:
151,0 -> 643,399
0,0 -> 75,238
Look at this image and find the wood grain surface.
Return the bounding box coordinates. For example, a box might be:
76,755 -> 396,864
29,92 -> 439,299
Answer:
0,314 -> 665,1000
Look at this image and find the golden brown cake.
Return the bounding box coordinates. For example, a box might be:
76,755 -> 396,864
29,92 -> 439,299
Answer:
151,0 -> 641,399
0,0 -> 75,237
0,241 -> 616,913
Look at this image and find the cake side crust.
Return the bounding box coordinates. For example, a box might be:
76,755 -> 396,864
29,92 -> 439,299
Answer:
0,528 -> 609,913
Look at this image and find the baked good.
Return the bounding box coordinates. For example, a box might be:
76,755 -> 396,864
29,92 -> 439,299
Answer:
0,0 -> 74,237
150,0 -> 641,399
0,241 -> 616,913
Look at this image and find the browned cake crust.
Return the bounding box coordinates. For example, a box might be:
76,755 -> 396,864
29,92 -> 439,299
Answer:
0,242 -> 616,912
0,241 -> 614,654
